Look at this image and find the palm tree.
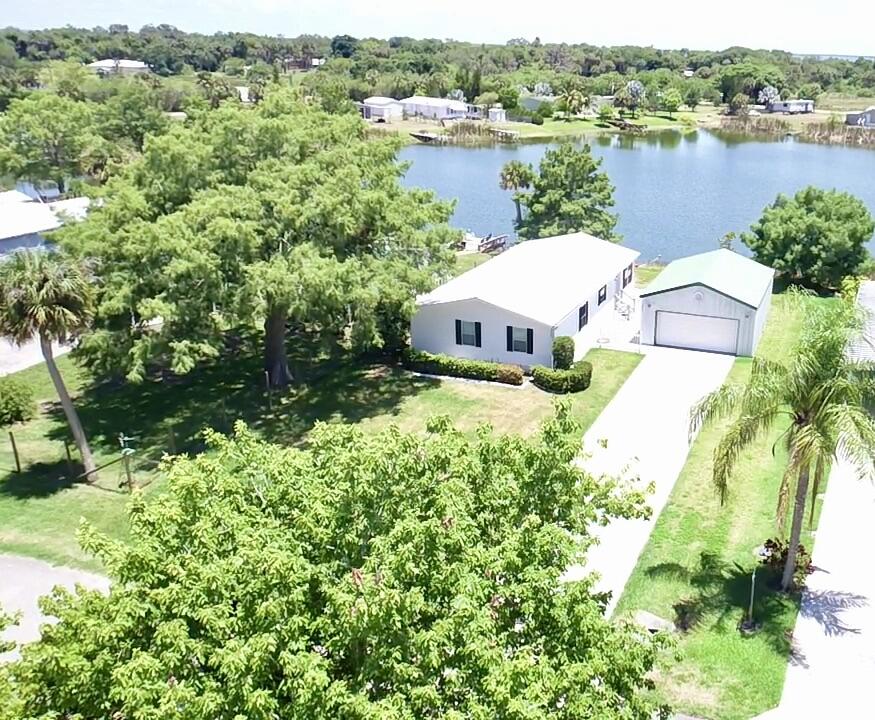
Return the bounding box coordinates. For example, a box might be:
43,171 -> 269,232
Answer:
0,250 -> 98,478
499,160 -> 535,228
560,87 -> 587,120
690,293 -> 875,592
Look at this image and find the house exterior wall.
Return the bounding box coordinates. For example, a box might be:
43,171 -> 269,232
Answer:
402,101 -> 465,120
768,100 -> 814,113
411,299 -> 553,370
640,284 -> 763,356
750,282 -> 773,353
846,109 -> 875,127
364,102 -> 403,120
553,270 -> 624,340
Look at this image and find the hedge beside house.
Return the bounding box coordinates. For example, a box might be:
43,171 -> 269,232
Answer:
403,349 -> 524,386
531,360 -> 593,394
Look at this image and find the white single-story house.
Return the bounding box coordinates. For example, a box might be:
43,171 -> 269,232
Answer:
846,106 -> 875,128
487,106 -> 508,123
87,59 -> 150,76
361,96 -> 404,121
640,249 -> 774,356
401,95 -> 468,120
767,99 -> 814,114
411,233 -> 639,369
0,195 -> 90,256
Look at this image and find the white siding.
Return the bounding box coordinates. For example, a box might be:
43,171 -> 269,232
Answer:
411,299 -> 553,369
641,284 -> 762,356
751,282 -> 773,354
553,270 -> 623,341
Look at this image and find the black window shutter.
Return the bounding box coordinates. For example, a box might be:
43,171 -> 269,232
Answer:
526,328 -> 533,354
455,319 -> 462,345
506,325 -> 513,351
474,322 -> 482,347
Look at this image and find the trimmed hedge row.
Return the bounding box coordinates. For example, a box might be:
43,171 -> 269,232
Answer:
404,349 -> 524,386
531,360 -> 593,394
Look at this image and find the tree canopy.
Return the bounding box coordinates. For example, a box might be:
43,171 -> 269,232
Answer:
518,142 -> 619,241
742,187 -> 875,289
59,89 -> 457,385
4,408 -> 666,719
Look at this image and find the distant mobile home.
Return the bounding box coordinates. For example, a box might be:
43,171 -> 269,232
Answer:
411,233 -> 638,370
846,106 -> 875,127
360,96 -> 404,122
767,99 -> 815,114
87,59 -> 150,76
401,95 -> 468,120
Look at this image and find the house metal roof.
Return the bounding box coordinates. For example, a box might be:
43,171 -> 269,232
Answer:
0,190 -> 33,204
640,249 -> 774,308
0,197 -> 91,242
417,233 -> 639,326
364,96 -> 403,106
401,96 -> 468,112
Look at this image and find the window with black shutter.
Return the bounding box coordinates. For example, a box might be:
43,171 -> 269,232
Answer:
508,326 -> 533,353
578,302 -> 589,330
598,285 -> 607,305
457,320 -> 479,346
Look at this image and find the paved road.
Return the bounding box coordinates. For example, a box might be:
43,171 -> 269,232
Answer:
0,338 -> 70,377
564,346 -> 735,616
0,554 -> 109,662
766,455 -> 875,718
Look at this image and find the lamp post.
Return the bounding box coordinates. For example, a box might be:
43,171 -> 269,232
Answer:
741,544 -> 773,634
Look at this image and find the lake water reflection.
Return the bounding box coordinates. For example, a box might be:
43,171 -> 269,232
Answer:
399,130 -> 875,261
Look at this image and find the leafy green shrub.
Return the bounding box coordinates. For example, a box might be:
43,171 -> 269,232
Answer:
0,376 -> 36,426
531,360 -> 593,394
761,538 -> 814,590
404,349 -> 523,386
552,336 -> 574,370
531,114 -> 544,125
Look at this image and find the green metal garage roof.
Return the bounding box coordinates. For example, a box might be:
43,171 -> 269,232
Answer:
641,249 -> 775,308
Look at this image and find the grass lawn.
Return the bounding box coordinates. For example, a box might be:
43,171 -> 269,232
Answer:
635,263 -> 665,288
0,346 -> 641,569
453,251 -> 493,275
614,292 -> 832,720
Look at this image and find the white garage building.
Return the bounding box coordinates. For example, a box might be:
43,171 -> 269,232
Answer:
361,96 -> 404,122
640,249 -> 774,356
411,233 -> 639,369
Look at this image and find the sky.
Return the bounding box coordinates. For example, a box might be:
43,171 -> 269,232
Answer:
1,0 -> 871,57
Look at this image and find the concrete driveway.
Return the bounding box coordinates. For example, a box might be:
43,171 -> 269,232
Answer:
564,345 -> 735,616
766,455 -> 875,718
0,338 -> 70,377
0,554 -> 108,662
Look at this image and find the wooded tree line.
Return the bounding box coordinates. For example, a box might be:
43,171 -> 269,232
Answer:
2,25 -> 875,115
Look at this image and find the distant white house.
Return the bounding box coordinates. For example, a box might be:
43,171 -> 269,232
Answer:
411,233 -> 639,370
487,106 -> 508,123
360,96 -> 404,122
0,195 -> 90,256
311,57 -> 326,68
640,249 -> 774,356
846,106 -> 875,127
401,95 -> 468,120
87,58 -> 150,76
767,99 -> 815,114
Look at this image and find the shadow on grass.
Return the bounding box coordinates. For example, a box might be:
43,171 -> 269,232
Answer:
0,460 -> 80,498
41,335 -> 437,471
646,552 -> 797,657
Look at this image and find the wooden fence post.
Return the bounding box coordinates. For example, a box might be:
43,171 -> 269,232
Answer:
8,431 -> 20,473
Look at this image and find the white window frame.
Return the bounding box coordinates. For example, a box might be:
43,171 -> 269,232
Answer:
460,320 -> 477,346
511,326 -> 528,353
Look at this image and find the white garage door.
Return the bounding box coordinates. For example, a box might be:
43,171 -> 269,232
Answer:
655,311 -> 739,354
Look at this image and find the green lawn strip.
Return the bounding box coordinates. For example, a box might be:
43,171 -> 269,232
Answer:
453,251 -> 493,275
0,347 -> 641,569
614,293 -> 830,720
635,264 -> 664,288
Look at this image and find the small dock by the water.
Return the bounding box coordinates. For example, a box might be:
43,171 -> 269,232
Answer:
410,131 -> 449,144
488,127 -> 520,142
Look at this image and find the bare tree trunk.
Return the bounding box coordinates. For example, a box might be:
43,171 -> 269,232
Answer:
513,198 -> 523,228
39,334 -> 97,480
781,463 -> 810,592
263,308 -> 293,388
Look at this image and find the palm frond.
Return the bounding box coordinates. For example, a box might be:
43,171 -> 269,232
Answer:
712,408 -> 782,503
689,383 -> 744,440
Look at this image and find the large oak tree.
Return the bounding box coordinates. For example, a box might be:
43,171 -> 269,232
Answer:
60,89 -> 457,386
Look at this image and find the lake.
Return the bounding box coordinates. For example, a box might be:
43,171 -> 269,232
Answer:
399,130 -> 875,262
